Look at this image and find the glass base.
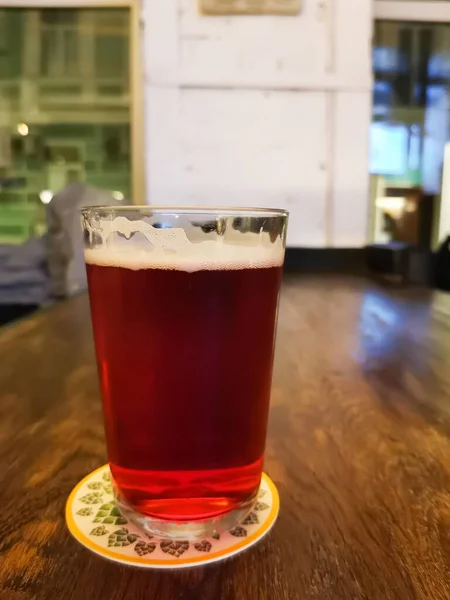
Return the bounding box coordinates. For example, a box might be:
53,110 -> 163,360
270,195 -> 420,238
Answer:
115,491 -> 257,540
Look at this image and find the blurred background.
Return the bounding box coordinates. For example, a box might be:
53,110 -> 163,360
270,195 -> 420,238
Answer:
1,0 -> 450,321
0,6 -> 132,242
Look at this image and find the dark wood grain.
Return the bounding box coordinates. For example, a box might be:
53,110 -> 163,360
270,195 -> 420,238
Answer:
1,276 -> 450,599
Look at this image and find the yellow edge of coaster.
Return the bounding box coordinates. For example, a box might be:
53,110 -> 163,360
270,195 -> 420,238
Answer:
66,464 -> 279,568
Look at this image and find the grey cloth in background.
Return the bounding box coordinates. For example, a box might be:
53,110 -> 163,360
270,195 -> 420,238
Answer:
46,183 -> 123,298
0,237 -> 49,305
0,183 -> 124,309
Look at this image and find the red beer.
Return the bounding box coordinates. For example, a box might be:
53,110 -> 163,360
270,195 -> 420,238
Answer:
86,253 -> 282,523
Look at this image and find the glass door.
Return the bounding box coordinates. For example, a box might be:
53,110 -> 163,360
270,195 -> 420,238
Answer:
0,4 -> 138,244
370,1 -> 450,248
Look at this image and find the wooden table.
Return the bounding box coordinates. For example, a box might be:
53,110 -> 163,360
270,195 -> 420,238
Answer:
1,276 -> 450,599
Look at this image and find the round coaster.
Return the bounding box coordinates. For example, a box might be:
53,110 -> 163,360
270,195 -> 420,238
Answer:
66,464 -> 279,569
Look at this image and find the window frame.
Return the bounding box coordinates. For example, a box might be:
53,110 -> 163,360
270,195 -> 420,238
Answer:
0,0 -> 144,205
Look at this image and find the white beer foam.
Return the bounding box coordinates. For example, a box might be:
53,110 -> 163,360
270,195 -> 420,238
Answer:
84,241 -> 284,272
83,216 -> 284,272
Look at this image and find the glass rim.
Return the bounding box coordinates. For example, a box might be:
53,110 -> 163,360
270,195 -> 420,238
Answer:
80,205 -> 289,218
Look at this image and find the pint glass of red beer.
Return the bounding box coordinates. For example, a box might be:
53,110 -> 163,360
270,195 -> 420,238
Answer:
82,207 -> 288,538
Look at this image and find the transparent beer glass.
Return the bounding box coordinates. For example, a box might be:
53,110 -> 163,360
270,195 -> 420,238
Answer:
81,207 -> 288,539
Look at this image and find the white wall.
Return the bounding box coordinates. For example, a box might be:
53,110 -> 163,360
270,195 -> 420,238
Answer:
142,0 -> 373,247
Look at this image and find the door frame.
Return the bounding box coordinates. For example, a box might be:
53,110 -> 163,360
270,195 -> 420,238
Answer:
0,0 -> 144,204
375,1 -> 450,22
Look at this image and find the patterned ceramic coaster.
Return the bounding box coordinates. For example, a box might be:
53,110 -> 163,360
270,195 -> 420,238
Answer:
66,465 -> 279,569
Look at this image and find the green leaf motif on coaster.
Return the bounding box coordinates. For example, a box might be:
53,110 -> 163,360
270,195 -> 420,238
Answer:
76,507 -> 93,517
160,540 -> 189,557
254,502 -> 270,511
92,502 -> 128,525
103,484 -> 113,495
87,481 -> 103,490
135,540 -> 156,556
242,512 -> 259,525
108,528 -> 140,547
230,526 -> 247,538
194,540 -> 212,553
80,492 -> 103,505
258,488 -> 268,498
90,526 -> 108,536
102,471 -> 111,482
212,532 -> 220,540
